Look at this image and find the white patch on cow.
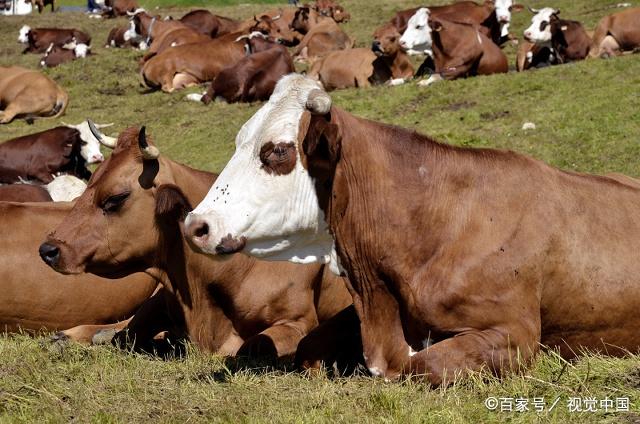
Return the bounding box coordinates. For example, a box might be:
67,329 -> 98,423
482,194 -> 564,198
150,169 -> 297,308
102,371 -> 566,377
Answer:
526,51 -> 533,60
18,25 -> 31,44
523,7 -> 556,45
187,74 -> 335,264
3,1 -> 32,16
110,40 -> 116,47
409,347 -> 418,357
124,21 -> 137,41
388,78 -> 406,86
418,165 -> 428,178
476,31 -> 483,45
64,120 -> 109,164
328,243 -> 346,276
46,175 -> 87,202
368,367 -> 383,377
40,60 -> 46,68
399,8 -> 433,54
186,93 -> 204,102
75,44 -> 89,58
417,74 -> 442,87
170,42 -> 177,47
494,0 -> 513,37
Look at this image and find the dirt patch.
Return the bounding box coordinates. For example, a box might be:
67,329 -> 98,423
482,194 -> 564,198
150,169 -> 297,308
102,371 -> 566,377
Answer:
445,101 -> 476,111
480,110 -> 510,121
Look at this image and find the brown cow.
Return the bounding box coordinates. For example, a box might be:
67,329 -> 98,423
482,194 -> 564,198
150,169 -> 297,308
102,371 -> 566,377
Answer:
106,25 -> 147,49
0,184 -> 52,202
31,0 -> 55,13
140,32 -> 248,92
184,74 -> 640,385
179,9 -> 241,38
40,42 -> 90,68
0,201 -> 157,335
523,8 -> 591,63
0,66 -> 68,124
40,126 -> 354,359
311,0 -> 350,23
590,7 -> 640,58
18,25 -> 91,54
200,35 -> 294,104
250,14 -> 300,46
102,0 -> 138,17
291,6 -> 353,61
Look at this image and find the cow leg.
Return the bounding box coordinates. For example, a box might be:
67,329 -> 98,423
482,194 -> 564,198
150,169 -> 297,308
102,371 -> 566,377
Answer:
417,73 -> 443,87
598,35 -> 621,58
0,103 -> 21,124
172,73 -> 199,91
237,320 -> 314,359
56,318 -> 131,344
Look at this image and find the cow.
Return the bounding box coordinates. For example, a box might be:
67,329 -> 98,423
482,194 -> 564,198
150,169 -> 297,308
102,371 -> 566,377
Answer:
308,23 -> 413,90
0,184 -> 52,202
311,0 -> 350,23
39,126 -> 356,362
179,9 -> 242,38
400,9 -> 508,86
140,31 -> 250,93
523,8 -> 591,63
0,66 -> 68,124
290,6 -> 354,61
0,120 -> 115,183
193,34 -> 294,104
106,25 -> 147,49
184,73 -> 640,385
250,14 -> 301,46
18,25 -> 91,54
102,0 -> 138,17
32,0 -> 55,13
40,42 -> 90,68
0,201 -> 157,335
0,0 -> 32,15
391,1 -> 523,46
590,7 -> 640,58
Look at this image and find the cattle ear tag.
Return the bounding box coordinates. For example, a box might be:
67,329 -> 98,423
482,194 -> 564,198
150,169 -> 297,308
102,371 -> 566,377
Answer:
561,25 -> 568,31
66,143 -> 73,147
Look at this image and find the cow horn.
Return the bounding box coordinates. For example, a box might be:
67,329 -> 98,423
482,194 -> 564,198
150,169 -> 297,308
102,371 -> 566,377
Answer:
527,6 -> 539,13
306,89 -> 332,115
138,126 -> 159,160
87,119 -> 117,149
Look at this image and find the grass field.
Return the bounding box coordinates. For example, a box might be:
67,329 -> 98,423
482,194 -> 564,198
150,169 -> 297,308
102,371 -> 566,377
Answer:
1,0 -> 640,422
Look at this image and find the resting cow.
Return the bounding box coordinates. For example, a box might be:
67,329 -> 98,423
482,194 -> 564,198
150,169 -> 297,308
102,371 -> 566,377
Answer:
106,25 -> 147,49
0,120 -> 115,183
311,0 -> 350,23
291,6 -> 353,61
179,9 -> 241,38
523,8 -> 591,63
40,42 -> 90,68
0,184 -> 52,202
102,0 -> 139,17
0,66 -> 68,124
0,201 -> 157,337
185,73 -> 640,384
400,9 -> 508,86
590,7 -> 640,58
18,25 -> 91,54
40,126 -> 355,361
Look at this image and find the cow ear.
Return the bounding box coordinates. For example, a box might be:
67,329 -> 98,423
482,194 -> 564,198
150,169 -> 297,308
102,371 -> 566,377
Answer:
155,184 -> 192,223
298,111 -> 341,170
430,20 -> 443,32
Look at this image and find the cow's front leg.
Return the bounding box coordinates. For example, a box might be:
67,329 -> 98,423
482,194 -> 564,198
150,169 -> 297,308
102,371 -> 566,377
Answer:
238,319 -> 315,359
0,104 -> 20,124
407,326 -> 540,386
56,318 -> 132,344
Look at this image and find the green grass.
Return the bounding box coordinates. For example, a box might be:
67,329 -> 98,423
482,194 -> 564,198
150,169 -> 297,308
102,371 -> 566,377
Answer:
1,0 -> 640,421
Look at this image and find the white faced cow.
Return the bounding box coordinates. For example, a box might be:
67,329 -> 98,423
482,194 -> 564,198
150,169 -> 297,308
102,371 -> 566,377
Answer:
63,120 -> 115,164
523,7 -> 557,45
399,8 -> 433,56
2,0 -> 33,15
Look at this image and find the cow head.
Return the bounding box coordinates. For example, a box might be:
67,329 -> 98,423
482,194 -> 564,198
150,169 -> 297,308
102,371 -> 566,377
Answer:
185,74 -> 335,264
39,126 -> 175,278
291,6 -> 315,33
491,0 -> 523,37
372,23 -> 402,57
125,9 -> 153,41
63,120 -> 116,164
399,8 -> 433,54
524,7 -> 560,44
18,25 -> 31,44
312,0 -> 350,23
250,14 -> 298,45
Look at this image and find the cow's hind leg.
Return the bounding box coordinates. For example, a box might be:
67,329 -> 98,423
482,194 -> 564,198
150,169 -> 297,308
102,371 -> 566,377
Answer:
172,73 -> 199,91
0,103 -> 22,124
237,320 -> 315,360
55,319 -> 132,344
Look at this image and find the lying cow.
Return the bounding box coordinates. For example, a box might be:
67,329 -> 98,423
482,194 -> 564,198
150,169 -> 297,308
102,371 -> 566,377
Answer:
0,184 -> 52,202
185,73 -> 640,385
40,126 -> 356,362
0,120 -> 115,183
0,66 -> 68,124
250,14 -> 301,46
141,31 -> 249,92
311,0 -> 350,23
179,9 -> 241,38
106,25 -> 147,49
18,25 -> 91,54
0,201 -> 157,336
400,9 -> 508,86
102,0 -> 138,17
291,6 -> 353,61
523,8 -> 591,63
40,42 -> 90,68
590,7 -> 640,58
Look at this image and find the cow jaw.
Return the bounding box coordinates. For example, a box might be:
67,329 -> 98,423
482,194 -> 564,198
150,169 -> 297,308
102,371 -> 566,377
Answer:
524,8 -> 556,44
18,25 -> 30,44
187,74 -> 334,264
399,8 -> 433,54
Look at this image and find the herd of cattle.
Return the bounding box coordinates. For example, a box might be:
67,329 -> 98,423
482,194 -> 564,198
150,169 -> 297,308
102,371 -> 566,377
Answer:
1,0 -> 640,385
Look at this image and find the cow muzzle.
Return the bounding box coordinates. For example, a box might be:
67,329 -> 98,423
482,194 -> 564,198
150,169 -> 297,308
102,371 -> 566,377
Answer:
184,216 -> 246,255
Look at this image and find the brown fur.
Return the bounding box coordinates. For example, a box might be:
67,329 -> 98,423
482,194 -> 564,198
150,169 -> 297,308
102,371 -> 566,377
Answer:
40,45 -> 86,68
590,7 -> 640,58
0,184 -> 52,202
291,7 -> 353,61
102,0 -> 138,17
22,27 -> 90,54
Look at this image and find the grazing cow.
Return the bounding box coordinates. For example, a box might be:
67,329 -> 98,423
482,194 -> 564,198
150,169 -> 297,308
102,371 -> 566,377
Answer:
197,34 -> 294,104
291,6 -> 353,61
400,9 -> 508,85
0,120 -> 115,183
18,25 -> 91,54
141,31 -> 249,92
0,66 -> 68,124
102,0 -> 138,17
40,42 -> 90,68
185,74 -> 640,385
311,0 -> 350,23
40,126 -> 355,361
45,174 -> 87,201
523,8 -> 591,63
590,7 -> 640,58
180,9 -> 241,38
0,184 -> 52,202
0,201 -> 157,335
106,25 -> 147,49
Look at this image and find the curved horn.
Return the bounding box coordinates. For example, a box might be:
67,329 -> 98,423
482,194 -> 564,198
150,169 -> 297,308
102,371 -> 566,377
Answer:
306,89 -> 332,115
87,119 -> 117,149
62,121 -> 77,129
95,122 -> 114,129
527,6 -> 539,13
138,126 -> 160,160
553,8 -> 560,15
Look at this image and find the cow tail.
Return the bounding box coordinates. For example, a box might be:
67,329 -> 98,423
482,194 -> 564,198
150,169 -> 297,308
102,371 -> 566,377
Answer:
52,87 -> 69,118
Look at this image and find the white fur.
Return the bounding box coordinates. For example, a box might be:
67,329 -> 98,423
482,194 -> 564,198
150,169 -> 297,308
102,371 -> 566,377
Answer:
388,78 -> 406,86
63,120 -> 115,163
417,74 -> 442,87
187,74 -> 335,264
399,8 -> 433,54
494,0 -> 513,36
524,7 -> 557,44
18,25 -> 31,43
186,93 -> 204,102
3,0 -> 32,16
74,44 -> 89,58
46,175 -> 87,202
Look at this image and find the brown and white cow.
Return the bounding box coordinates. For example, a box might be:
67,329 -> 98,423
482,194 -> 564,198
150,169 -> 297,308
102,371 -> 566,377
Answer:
311,0 -> 350,23
0,120 -> 115,183
0,201 -> 157,336
40,126 -> 355,361
590,7 -> 640,58
0,66 -> 68,124
290,6 -> 353,61
106,25 -> 147,49
18,25 -> 91,54
523,8 -> 591,63
185,74 -> 640,384
400,9 -> 508,86
40,42 -> 90,68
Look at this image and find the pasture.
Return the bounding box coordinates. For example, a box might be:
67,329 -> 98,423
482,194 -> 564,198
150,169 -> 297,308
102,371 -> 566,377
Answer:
1,0 -> 640,421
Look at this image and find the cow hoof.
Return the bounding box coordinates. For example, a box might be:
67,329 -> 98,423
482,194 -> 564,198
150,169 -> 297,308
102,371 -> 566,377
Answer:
92,329 -> 118,345
50,331 -> 69,343
186,93 -> 204,103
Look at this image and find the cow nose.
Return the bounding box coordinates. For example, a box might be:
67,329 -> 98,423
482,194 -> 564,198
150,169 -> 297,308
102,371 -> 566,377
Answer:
524,31 -> 531,39
39,243 -> 60,267
185,218 -> 210,249
499,16 -> 509,23
399,40 -> 407,49
91,154 -> 104,163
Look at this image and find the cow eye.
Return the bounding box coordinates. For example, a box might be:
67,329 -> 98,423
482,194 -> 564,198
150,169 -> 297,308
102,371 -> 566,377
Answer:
389,37 -> 396,42
102,192 -> 130,213
540,21 -> 548,31
416,24 -> 423,29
